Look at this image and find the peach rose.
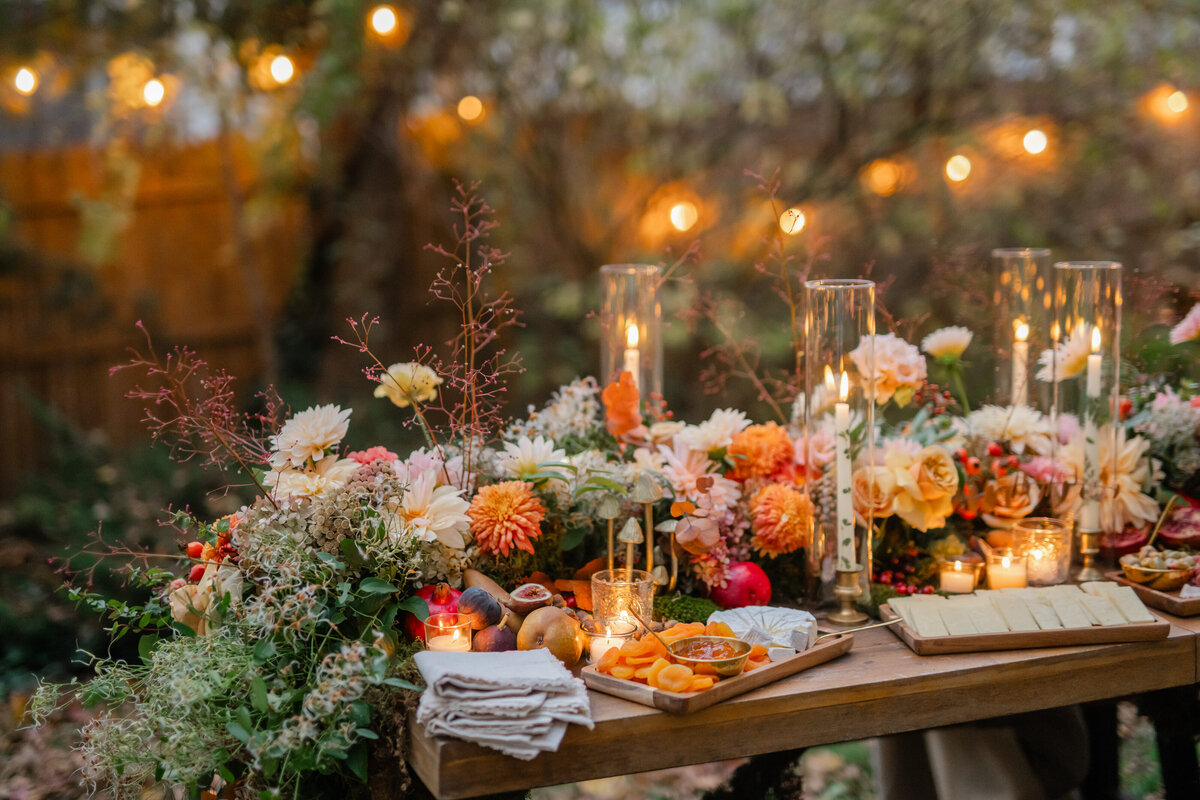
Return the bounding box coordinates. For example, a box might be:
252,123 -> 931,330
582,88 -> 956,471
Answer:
980,472 -> 1042,529
912,445 -> 959,501
888,448 -> 955,532
852,466 -> 897,523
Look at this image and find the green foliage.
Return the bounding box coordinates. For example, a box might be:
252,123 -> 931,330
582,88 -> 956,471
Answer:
654,593 -> 722,623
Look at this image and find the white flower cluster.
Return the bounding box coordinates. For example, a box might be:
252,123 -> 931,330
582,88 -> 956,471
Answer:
504,376 -> 603,441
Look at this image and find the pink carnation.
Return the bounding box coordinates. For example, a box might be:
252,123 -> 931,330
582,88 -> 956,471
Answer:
347,446 -> 398,464
1169,303 -> 1200,345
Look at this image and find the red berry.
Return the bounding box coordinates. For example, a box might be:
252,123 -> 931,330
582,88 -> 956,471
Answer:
185,541 -> 203,559
920,585 -> 936,594
965,457 -> 982,476
188,564 -> 206,582
1007,455 -> 1020,466
954,448 -> 968,462
1118,398 -> 1132,420
879,572 -> 893,585
987,442 -> 1003,457
168,578 -> 186,592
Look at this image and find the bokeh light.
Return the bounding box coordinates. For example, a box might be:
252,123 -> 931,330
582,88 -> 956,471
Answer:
669,201 -> 698,232
14,67 -> 37,95
1167,90 -> 1189,114
779,207 -> 806,235
862,159 -> 902,197
142,79 -> 165,107
457,95 -> 484,122
945,154 -> 972,182
369,5 -> 398,35
1022,129 -> 1047,155
270,55 -> 295,85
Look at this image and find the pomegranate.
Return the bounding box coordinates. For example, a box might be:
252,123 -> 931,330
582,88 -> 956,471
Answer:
710,561 -> 772,609
1100,525 -> 1150,560
403,582 -> 462,642
1158,506 -> 1200,550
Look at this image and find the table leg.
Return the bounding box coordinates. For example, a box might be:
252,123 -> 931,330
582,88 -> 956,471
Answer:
1080,699 -> 1121,800
700,748 -> 807,800
1135,687 -> 1200,800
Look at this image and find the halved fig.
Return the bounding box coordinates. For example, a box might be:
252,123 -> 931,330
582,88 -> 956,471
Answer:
506,582 -> 554,615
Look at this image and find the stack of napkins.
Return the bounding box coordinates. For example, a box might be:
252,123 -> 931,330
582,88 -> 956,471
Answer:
889,583 -> 1156,638
414,649 -> 593,760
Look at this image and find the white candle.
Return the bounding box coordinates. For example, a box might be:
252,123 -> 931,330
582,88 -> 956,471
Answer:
1024,546 -> 1063,585
1011,321 -> 1029,408
987,554 -> 1028,590
589,636 -> 622,664
623,322 -> 640,388
833,369 -> 856,571
939,561 -> 976,594
1081,326 -> 1102,532
427,631 -> 471,652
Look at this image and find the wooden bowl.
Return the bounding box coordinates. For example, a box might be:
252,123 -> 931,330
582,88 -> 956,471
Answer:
668,636 -> 751,677
1121,562 -> 1192,592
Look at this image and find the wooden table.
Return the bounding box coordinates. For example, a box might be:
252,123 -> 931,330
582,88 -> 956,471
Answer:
408,622 -> 1199,799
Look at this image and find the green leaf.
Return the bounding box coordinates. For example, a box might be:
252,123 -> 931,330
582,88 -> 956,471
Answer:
359,578 -> 399,595
250,677 -> 269,712
234,706 -> 253,732
137,634 -> 159,663
346,744 -> 368,782
171,621 -> 197,638
398,595 -> 429,622
378,602 -> 400,630
560,526 -> 588,551
537,460 -> 578,473
340,538 -> 368,569
382,677 -> 424,691
315,551 -> 345,570
226,721 -> 250,744
214,517 -> 231,534
349,700 -> 371,727
217,765 -> 235,784
356,728 -> 380,740
580,476 -> 627,494
253,638 -> 276,663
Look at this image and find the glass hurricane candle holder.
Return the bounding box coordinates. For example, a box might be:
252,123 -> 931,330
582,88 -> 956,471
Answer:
599,264 -> 662,401
591,569 -> 654,632
938,555 -> 983,594
1052,262 -> 1121,581
986,548 -> 1028,590
1012,517 -> 1072,586
582,618 -> 637,664
424,613 -> 472,652
804,278 -> 876,625
992,248 -> 1052,410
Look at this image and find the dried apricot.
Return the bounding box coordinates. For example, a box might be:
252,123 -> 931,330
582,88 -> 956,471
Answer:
610,665 -> 636,680
596,647 -> 621,673
743,657 -> 769,672
625,654 -> 660,666
633,665 -> 655,681
621,639 -> 656,659
688,675 -> 715,692
705,621 -> 736,638
646,658 -> 671,688
656,663 -> 695,693
748,644 -> 768,660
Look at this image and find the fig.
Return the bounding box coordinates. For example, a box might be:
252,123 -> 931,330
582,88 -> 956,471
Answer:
458,586 -> 504,631
507,582 -> 554,614
473,613 -> 518,652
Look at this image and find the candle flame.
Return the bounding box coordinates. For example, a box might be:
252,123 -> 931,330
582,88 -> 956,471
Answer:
625,322 -> 639,348
839,370 -> 849,402
1014,320 -> 1029,342
1001,556 -> 1012,569
954,560 -> 963,573
824,365 -> 835,392
1090,326 -> 1101,352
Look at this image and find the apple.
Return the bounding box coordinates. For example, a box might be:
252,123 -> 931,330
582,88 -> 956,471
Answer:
710,561 -> 771,609
517,606 -> 582,666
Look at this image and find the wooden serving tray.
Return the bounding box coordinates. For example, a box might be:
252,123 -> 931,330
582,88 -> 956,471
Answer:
879,603 -> 1170,655
1105,570 -> 1200,617
581,633 -> 853,714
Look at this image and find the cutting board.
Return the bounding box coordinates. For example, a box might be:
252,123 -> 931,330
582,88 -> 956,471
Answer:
581,633 -> 853,714
1105,571 -> 1200,617
880,603 -> 1171,655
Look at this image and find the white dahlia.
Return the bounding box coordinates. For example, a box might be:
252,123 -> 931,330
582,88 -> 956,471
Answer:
676,408 -> 751,453
921,326 -> 973,360
269,404 -> 351,470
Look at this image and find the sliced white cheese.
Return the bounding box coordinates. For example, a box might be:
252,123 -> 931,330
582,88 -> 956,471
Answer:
1027,601 -> 1063,630
888,597 -> 917,629
992,597 -> 1040,632
939,604 -> 979,636
910,603 -> 949,637
740,626 -> 773,647
1080,581 -> 1119,598
1079,594 -> 1126,626
1104,586 -> 1156,624
1049,596 -> 1093,629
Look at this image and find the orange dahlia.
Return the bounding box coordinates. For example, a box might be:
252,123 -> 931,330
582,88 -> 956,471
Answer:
468,481 -> 547,557
750,483 -> 813,557
727,422 -> 793,481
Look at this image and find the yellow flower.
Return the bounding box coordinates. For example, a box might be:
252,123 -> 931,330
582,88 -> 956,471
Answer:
888,446 -> 957,531
374,362 -> 443,408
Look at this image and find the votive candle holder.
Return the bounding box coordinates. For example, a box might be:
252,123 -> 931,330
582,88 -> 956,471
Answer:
424,613 -> 472,652
986,548 -> 1028,590
582,618 -> 638,664
1012,517 -> 1072,586
599,264 -> 663,400
591,569 -> 654,631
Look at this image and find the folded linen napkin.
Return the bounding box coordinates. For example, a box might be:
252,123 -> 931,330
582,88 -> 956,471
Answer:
414,649 -> 593,761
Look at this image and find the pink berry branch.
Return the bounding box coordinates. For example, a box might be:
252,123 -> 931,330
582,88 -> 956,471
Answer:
110,321 -> 284,508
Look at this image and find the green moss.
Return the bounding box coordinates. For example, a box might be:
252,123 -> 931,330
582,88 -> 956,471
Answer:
654,593 -> 721,623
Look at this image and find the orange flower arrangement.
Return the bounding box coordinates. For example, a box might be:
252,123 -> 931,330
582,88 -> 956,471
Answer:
601,371 -> 642,437
726,422 -> 792,481
468,480 -> 547,557
749,483 -> 813,557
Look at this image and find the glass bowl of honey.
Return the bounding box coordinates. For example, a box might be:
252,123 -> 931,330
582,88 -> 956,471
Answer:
667,636 -> 752,677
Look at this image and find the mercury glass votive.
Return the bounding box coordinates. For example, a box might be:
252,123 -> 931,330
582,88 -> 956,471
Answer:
986,548 -> 1028,590
1012,517 -> 1072,586
591,569 -> 654,631
424,613 -> 472,652
582,618 -> 637,664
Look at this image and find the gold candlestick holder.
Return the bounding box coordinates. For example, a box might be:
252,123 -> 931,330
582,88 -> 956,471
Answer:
826,570 -> 868,626
1074,529 -> 1105,582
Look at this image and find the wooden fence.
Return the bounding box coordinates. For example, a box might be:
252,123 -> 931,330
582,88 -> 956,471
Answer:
0,139 -> 307,495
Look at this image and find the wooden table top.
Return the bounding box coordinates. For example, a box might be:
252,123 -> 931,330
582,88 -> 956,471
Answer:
407,620 -> 1200,799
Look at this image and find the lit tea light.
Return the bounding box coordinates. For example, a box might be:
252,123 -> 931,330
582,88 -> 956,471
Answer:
939,558 -> 979,594
425,613 -> 472,651
585,619 -> 636,664
987,549 -> 1028,590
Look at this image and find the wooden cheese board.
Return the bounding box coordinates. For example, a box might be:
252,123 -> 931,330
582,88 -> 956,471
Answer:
1104,570 -> 1200,617
581,633 -> 853,714
879,603 -> 1170,656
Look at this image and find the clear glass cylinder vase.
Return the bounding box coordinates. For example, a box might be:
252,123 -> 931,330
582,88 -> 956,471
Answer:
803,279 -> 876,608
992,247 -> 1052,410
599,264 -> 663,402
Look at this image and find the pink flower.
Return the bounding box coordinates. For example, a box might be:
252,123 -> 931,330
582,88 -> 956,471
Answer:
1020,456 -> 1072,485
347,446 -> 398,465
794,430 -> 836,473
1169,303 -> 1200,345
850,333 -> 926,404
1056,413 -> 1080,445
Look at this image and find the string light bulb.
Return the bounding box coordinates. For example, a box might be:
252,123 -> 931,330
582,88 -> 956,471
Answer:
14,67 -> 37,95
1167,90 -> 1189,114
945,154 -> 972,183
142,78 -> 165,107
369,5 -> 398,35
779,207 -> 806,235
456,95 -> 484,122
270,55 -> 295,85
669,201 -> 698,232
1022,129 -> 1048,155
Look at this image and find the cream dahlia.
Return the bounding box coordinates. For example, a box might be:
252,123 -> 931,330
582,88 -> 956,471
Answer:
374,362 -> 443,408
265,455 -> 358,498
269,404 -> 351,470
1035,326 -> 1091,383
956,404 -> 1054,455
496,435 -> 567,479
921,326 -> 973,360
1056,426 -> 1161,532
468,481 -> 546,557
394,469 -> 471,549
676,408 -> 751,453
850,333 -> 927,404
